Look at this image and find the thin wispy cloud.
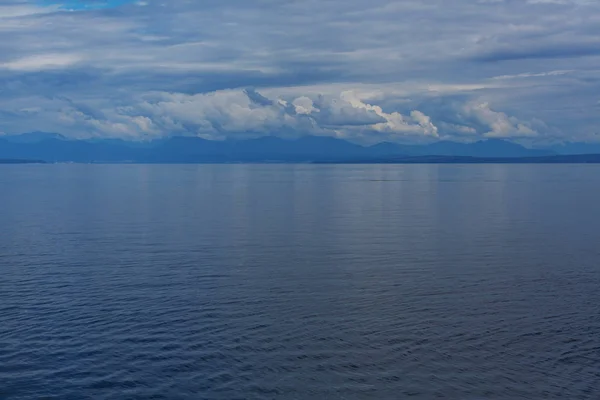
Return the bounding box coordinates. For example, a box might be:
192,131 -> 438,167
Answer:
0,0 -> 598,143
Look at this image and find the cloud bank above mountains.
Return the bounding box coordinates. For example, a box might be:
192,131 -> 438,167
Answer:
0,0 -> 598,143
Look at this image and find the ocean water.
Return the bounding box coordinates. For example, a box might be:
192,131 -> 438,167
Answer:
1,164 -> 599,400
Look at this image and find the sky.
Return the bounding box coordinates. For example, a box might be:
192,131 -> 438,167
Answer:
0,0 -> 599,144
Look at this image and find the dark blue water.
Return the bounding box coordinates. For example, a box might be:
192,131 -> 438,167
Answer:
1,164 -> 600,399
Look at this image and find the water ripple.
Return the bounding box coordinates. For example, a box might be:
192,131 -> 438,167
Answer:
1,164 -> 600,399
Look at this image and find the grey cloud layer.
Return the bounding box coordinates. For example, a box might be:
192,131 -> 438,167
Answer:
0,0 -> 598,142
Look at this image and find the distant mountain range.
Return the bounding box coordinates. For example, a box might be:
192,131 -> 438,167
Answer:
1,132 -> 600,163
0,159 -> 46,164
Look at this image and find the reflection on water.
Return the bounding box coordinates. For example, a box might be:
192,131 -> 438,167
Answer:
1,164 -> 600,399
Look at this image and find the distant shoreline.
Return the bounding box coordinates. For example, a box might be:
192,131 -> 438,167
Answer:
314,154 -> 600,164
11,155 -> 600,165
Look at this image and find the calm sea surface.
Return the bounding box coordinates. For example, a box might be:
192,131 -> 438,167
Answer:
1,164 -> 600,399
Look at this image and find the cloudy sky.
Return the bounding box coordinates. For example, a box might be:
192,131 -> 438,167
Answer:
0,0 -> 599,144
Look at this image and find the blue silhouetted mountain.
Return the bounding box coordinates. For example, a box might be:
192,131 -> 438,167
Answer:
0,136 -> 144,163
229,136 -> 367,161
3,131 -> 67,144
423,139 -> 553,157
0,159 -> 46,164
2,133 -> 593,164
547,142 -> 600,155
144,136 -> 368,162
369,139 -> 553,158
